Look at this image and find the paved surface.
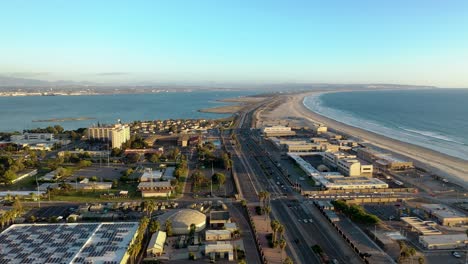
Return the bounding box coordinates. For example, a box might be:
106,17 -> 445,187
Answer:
336,214 -> 395,264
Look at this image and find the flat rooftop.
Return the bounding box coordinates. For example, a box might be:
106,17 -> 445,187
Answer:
0,222 -> 138,264
420,234 -> 468,245
320,176 -> 388,186
421,204 -> 467,219
401,217 -> 442,235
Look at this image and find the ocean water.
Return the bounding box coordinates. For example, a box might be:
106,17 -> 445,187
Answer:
0,90 -> 259,132
303,89 -> 468,160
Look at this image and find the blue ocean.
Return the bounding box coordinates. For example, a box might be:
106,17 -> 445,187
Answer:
304,89 -> 468,160
0,90 -> 258,132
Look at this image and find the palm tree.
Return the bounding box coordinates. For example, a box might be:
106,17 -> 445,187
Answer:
258,191 -> 266,207
277,224 -> 285,240
147,200 -> 156,218
264,206 -> 271,222
165,219 -> 173,236
270,220 -> 280,244
263,191 -> 271,207
279,238 -> 287,261
283,256 -> 293,264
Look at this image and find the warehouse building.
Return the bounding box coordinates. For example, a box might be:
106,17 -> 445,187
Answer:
421,204 -> 468,226
419,234 -> 468,250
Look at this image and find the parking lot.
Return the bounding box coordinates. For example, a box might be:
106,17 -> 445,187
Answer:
70,166 -> 126,181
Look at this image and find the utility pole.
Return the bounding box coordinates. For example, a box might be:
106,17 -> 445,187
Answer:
35,174 -> 40,208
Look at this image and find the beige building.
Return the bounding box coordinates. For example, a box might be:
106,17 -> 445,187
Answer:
419,234 -> 468,250
337,159 -> 373,176
356,148 -> 413,170
137,181 -> 174,197
324,152 -> 373,176
261,125 -> 296,137
205,230 -> 231,241
88,123 -> 130,149
421,204 -> 468,226
147,231 -> 167,256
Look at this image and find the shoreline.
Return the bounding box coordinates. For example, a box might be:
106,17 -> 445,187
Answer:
198,96 -> 267,114
260,91 -> 468,189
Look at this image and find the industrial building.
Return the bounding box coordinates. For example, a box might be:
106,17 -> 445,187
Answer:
421,204 -> 468,226
87,122 -> 130,149
356,148 -> 413,170
261,125 -> 296,137
317,175 -> 388,190
0,222 -> 139,264
419,234 -> 468,250
147,231 -> 167,256
159,209 -> 206,235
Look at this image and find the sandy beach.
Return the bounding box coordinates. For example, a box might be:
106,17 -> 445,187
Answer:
258,92 -> 468,189
199,96 -> 267,114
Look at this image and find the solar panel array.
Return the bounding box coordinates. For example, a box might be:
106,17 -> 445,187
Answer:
0,222 -> 138,264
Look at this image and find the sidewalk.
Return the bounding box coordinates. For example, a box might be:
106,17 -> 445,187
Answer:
248,206 -> 284,264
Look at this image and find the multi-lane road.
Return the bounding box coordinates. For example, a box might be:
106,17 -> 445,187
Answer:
227,99 -> 368,264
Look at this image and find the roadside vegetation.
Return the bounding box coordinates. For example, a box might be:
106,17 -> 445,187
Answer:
332,200 -> 380,224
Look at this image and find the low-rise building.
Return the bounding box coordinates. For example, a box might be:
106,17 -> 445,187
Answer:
419,234 -> 468,250
137,181 -> 174,197
205,230 -> 231,241
139,168 -> 163,182
317,176 -> 388,190
401,217 -> 442,235
421,204 -> 468,226
356,148 -> 413,170
209,211 -> 231,227
204,242 -> 234,261
261,125 -> 296,137
337,158 -> 373,177
147,231 -> 167,256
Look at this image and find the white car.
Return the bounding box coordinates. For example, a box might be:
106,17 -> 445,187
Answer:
452,251 -> 461,258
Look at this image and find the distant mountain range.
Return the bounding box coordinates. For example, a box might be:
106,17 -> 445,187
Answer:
0,75 -> 96,87
0,75 -> 437,94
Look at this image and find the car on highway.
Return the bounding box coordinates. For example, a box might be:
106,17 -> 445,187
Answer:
452,251 -> 461,258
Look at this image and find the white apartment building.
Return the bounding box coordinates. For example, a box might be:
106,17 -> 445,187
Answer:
88,123 -> 130,149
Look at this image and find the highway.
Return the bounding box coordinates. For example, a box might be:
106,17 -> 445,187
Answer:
228,99 -> 366,264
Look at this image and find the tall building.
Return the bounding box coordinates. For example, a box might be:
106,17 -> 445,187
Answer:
88,122 -> 130,149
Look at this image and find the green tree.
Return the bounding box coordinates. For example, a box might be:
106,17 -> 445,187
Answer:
270,220 -> 280,245
279,238 -> 287,261
283,256 -> 293,264
149,219 -> 161,234
149,153 -> 160,163
2,169 -> 17,185
78,160 -> 92,168
212,172 -> 226,189
165,219 -> 173,236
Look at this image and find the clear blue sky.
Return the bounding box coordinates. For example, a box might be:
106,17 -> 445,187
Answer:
1,0 -> 468,87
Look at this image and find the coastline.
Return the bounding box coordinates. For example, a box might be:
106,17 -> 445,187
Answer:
260,91 -> 468,189
198,96 -> 267,114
